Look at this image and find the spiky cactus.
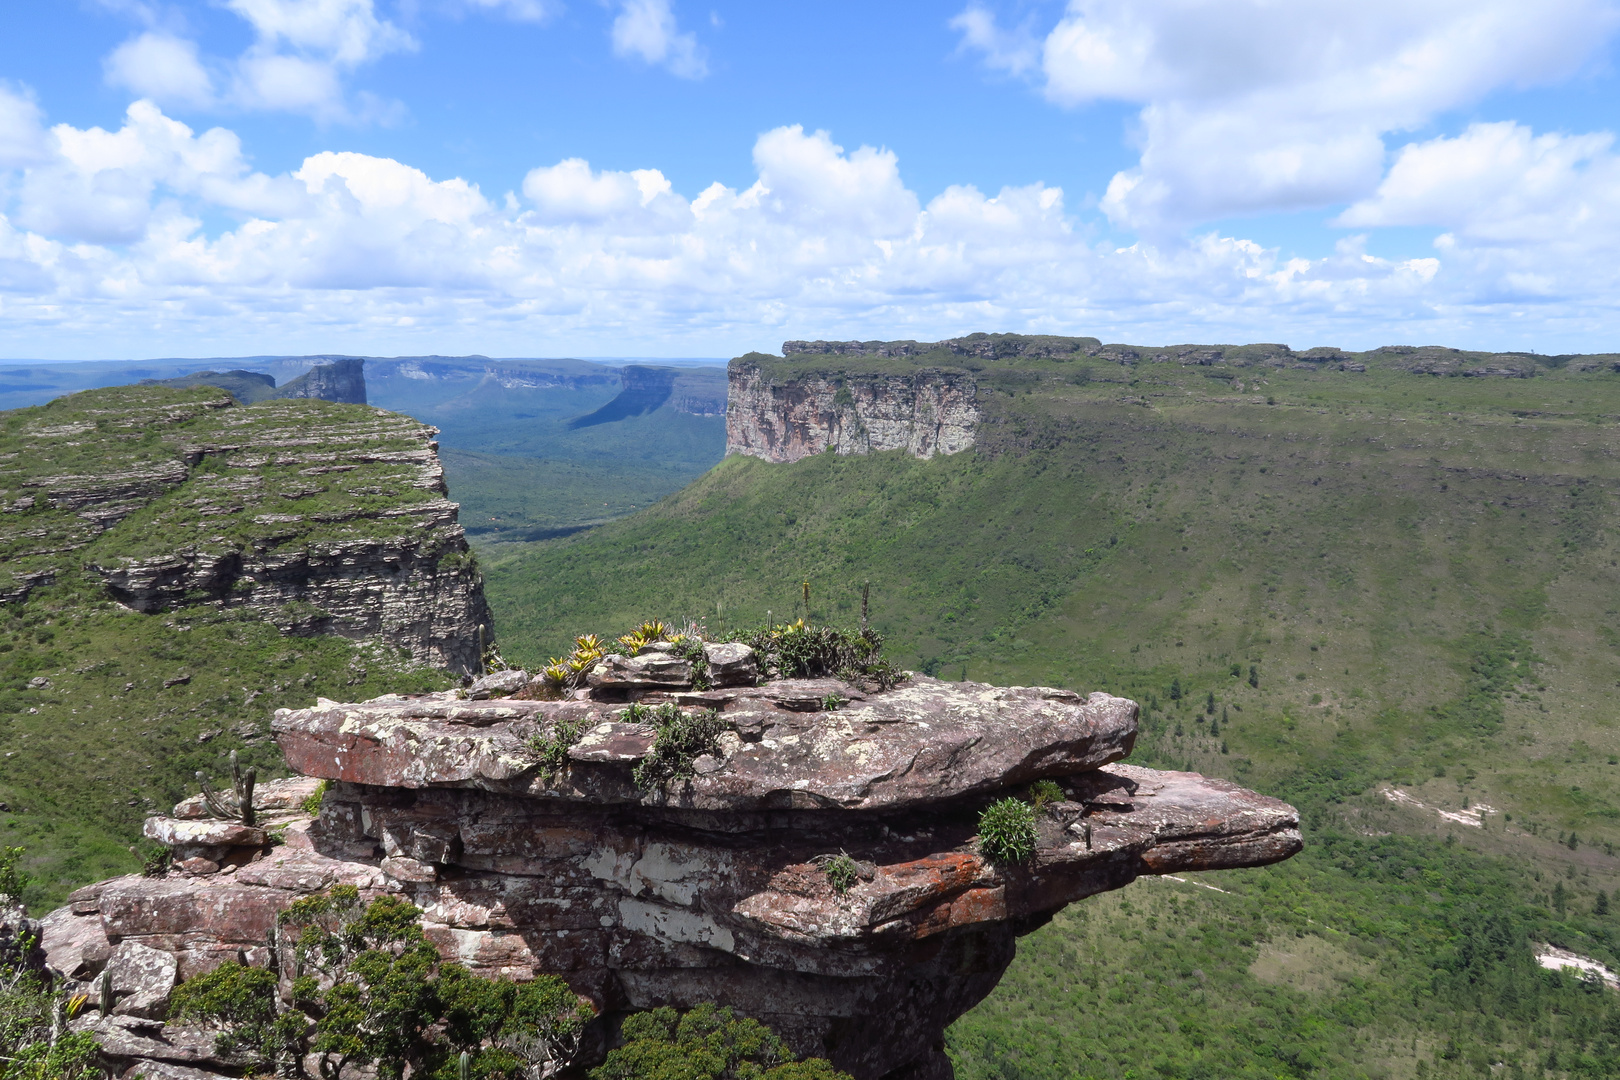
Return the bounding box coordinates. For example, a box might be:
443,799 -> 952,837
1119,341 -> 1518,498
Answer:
196,750 -> 257,827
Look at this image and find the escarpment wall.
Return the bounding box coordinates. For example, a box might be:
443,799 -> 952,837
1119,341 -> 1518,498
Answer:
0,385 -> 491,672
726,359 -> 979,463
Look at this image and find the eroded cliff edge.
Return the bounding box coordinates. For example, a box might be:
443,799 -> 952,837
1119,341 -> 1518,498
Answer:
727,354 -> 979,463
0,383 -> 491,672
40,655 -> 1301,1080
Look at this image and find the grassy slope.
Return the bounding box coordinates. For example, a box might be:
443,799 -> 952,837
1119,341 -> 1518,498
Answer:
950,833 -> 1620,1079
0,387 -> 458,906
483,357 -> 1620,1077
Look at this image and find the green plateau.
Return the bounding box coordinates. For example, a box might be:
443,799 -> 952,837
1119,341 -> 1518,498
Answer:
0,385 -> 461,906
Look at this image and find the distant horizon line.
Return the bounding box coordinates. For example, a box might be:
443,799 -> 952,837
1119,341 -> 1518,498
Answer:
0,354 -> 733,366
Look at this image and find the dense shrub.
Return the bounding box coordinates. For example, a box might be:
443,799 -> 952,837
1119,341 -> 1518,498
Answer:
591,1004 -> 852,1080
629,703 -> 728,791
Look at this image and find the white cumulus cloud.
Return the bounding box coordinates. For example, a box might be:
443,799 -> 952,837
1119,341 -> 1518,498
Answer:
223,0 -> 415,67
1339,122 -> 1620,243
2,100 -> 1620,356
0,85 -> 49,170
103,33 -> 215,109
611,0 -> 708,79
956,0 -> 1620,232
95,0 -> 415,123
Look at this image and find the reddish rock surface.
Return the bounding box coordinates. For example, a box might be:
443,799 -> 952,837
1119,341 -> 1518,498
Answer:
43,675 -> 1300,1080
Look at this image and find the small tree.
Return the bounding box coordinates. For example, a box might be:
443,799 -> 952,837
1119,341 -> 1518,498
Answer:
281,887 -> 443,1080
177,889 -> 598,1080
1168,678 -> 1182,702
170,962 -> 303,1075
497,976 -> 594,1078
1248,665 -> 1260,689
591,1005 -> 851,1080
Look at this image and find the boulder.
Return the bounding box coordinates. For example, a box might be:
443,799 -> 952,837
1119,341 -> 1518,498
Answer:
104,941 -> 178,1018
468,669 -> 529,699
0,904 -> 45,974
39,907 -> 112,981
142,818 -> 266,849
173,776 -> 322,819
122,1063 -> 234,1080
703,642 -> 758,687
587,654 -> 693,689
73,1013 -> 234,1072
272,679 -> 1140,811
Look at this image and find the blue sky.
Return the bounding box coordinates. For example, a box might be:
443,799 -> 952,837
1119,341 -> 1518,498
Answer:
2,0 -> 1619,359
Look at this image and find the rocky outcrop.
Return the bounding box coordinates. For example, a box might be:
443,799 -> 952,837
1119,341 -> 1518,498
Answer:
727,359 -> 979,463
271,358 -> 367,404
41,672 -> 1300,1080
0,384 -> 491,671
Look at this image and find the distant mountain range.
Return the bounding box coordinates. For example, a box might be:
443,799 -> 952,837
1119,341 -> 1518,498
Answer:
0,353 -> 725,412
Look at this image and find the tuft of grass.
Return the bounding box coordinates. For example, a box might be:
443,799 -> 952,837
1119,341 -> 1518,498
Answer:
819,853 -> 860,894
978,798 -> 1037,865
299,779 -> 330,818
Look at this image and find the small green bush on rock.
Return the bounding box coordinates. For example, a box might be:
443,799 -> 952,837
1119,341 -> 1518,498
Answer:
978,797 -> 1037,864
629,704 -> 728,791
301,779 -> 330,817
527,717 -> 588,781
1027,779 -> 1064,810
819,853 -> 860,894
590,1004 -> 852,1080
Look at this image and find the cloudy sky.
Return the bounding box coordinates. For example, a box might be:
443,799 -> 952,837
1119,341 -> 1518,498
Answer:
2,0 -> 1619,360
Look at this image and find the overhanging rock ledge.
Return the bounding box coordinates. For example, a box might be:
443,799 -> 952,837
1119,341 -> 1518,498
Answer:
41,673 -> 1300,1080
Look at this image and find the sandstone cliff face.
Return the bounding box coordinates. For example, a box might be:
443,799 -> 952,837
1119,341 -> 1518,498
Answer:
727,359 -> 979,463
42,668 -> 1300,1080
0,384 -> 490,672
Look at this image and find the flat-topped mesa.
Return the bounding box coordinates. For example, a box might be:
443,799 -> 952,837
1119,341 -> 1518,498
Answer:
42,670 -> 1301,1080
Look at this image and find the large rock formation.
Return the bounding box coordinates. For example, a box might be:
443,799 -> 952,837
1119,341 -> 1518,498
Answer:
570,365 -> 727,429
728,355 -> 979,463
270,357 -> 368,404
0,384 -> 490,671
41,664 -> 1300,1079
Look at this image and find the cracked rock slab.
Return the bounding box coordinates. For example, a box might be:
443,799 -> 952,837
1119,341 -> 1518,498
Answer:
272,677 -> 1139,811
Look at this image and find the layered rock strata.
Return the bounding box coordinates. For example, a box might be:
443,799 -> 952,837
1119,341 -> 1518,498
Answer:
0,384 -> 490,671
727,358 -> 979,463
41,668 -> 1300,1080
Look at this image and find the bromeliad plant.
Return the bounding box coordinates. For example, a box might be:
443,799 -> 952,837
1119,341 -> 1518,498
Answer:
536,610 -> 908,698
538,622 -> 692,695
539,634 -> 609,694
